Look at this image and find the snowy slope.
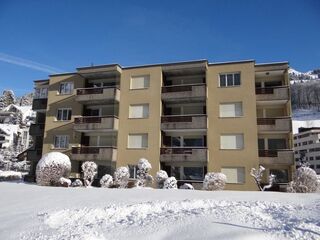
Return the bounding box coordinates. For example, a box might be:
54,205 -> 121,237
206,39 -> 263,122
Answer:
289,68 -> 319,83
0,183 -> 319,240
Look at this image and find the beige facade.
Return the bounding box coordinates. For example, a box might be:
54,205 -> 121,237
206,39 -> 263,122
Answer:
31,59 -> 294,190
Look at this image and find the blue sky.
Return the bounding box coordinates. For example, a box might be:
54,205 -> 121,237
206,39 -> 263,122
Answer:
0,0 -> 319,96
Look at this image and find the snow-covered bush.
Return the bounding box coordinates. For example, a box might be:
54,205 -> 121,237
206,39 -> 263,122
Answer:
136,158 -> 153,187
36,152 -> 71,186
163,176 -> 178,189
59,177 -> 71,187
155,170 -> 168,189
81,161 -> 97,187
0,170 -> 23,181
203,172 -> 227,191
287,166 -> 320,193
114,166 -> 130,188
179,183 -> 194,190
71,179 -> 83,187
100,174 -> 113,188
250,166 -> 275,191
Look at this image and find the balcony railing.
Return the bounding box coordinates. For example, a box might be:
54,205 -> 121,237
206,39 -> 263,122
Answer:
32,99 -> 48,111
257,117 -> 291,132
161,83 -> 206,101
255,86 -> 289,101
258,149 -> 294,165
161,114 -> 207,130
73,116 -> 119,131
71,146 -> 117,161
75,87 -> 120,103
160,147 -> 207,162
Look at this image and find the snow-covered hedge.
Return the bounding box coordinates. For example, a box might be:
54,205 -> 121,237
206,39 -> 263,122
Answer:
114,166 -> 130,188
0,170 -> 23,181
155,170 -> 168,189
81,161 -> 97,187
71,179 -> 83,187
136,158 -> 153,187
163,176 -> 178,189
203,172 -> 227,191
287,166 -> 320,193
36,152 -> 71,186
179,183 -> 194,190
100,174 -> 113,188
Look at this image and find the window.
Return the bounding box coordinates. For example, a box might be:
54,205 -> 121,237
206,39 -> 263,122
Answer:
130,75 -> 150,89
220,134 -> 244,149
270,169 -> 288,183
128,165 -> 138,179
221,167 -> 245,184
170,166 -> 205,181
316,156 -> 320,160
310,156 -> 314,160
171,136 -> 205,147
54,135 -> 69,149
258,139 -> 265,150
59,82 -> 74,95
219,73 -> 241,87
56,108 -> 72,121
219,102 -> 243,117
129,104 -> 149,118
34,88 -> 48,99
128,134 -> 148,148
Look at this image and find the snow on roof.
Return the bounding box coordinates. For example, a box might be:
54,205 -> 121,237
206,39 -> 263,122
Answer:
0,124 -> 19,135
2,104 -> 34,120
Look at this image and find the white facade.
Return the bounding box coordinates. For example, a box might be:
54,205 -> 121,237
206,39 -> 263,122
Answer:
294,127 -> 320,174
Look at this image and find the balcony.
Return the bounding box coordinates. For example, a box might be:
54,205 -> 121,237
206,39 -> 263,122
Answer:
71,146 -> 117,161
257,117 -> 291,133
160,147 -> 208,162
258,149 -> 294,165
29,124 -> 45,136
27,148 -> 42,161
161,115 -> 207,130
256,86 -> 289,102
32,98 -> 48,111
73,116 -> 119,132
161,84 -> 206,102
75,87 -> 120,103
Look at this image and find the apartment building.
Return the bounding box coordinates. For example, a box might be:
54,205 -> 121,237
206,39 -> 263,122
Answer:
28,59 -> 294,190
294,127 -> 320,174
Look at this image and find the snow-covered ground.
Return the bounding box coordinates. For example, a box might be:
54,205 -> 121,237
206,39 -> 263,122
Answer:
0,183 -> 319,240
292,109 -> 320,133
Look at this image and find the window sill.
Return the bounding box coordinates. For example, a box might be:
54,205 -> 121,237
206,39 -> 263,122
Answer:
128,117 -> 149,120
126,147 -> 148,150
219,148 -> 244,151
218,116 -> 244,119
218,85 -> 241,88
129,88 -> 149,91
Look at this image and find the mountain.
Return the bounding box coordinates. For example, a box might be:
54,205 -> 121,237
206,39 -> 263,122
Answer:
289,68 -> 320,83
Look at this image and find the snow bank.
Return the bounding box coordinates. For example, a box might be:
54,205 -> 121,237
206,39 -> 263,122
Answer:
0,170 -> 23,181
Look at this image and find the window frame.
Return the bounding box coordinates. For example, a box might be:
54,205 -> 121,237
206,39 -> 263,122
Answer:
129,104 -> 150,119
220,134 -> 244,150
127,133 -> 148,149
221,167 -> 245,184
53,135 -> 69,149
219,102 -> 243,118
56,108 -> 72,121
130,75 -> 150,90
59,82 -> 74,95
219,72 -> 241,87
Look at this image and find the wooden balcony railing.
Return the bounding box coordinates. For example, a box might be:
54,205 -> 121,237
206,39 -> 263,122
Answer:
76,87 -> 118,95
160,147 -> 207,155
162,83 -> 205,93
255,86 -> 288,95
258,149 -> 291,157
74,116 -> 118,124
71,146 -> 116,154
